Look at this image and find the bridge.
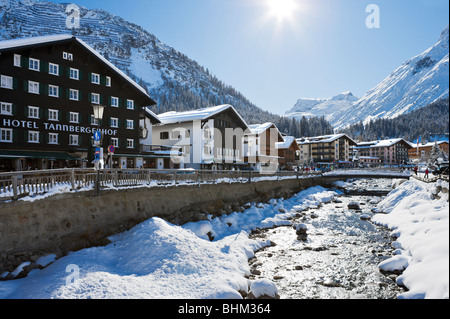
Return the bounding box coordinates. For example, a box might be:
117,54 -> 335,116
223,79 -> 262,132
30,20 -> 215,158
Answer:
322,169 -> 411,181
0,168 -> 412,202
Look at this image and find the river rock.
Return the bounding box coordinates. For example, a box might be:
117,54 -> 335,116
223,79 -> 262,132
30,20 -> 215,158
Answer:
347,201 -> 360,210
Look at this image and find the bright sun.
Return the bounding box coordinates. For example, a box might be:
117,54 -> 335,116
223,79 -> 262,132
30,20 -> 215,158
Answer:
267,0 -> 299,20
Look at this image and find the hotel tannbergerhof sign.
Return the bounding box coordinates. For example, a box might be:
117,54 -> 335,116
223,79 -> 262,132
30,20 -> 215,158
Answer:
2,118 -> 119,137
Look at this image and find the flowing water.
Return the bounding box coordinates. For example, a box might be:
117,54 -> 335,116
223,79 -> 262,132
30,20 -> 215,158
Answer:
248,179 -> 406,299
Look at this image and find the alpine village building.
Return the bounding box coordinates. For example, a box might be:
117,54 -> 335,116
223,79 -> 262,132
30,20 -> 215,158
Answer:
0,35 -> 159,171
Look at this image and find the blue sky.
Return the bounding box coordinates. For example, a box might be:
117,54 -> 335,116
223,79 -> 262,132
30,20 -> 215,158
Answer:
52,0 -> 449,115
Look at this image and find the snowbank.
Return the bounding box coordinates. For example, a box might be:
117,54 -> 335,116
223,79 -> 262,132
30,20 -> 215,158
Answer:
373,178 -> 449,299
0,186 -> 339,299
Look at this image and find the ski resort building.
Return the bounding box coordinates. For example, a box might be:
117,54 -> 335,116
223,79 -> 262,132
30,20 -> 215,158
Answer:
0,35 -> 158,171
244,122 -> 284,173
296,134 -> 357,167
151,105 -> 249,170
408,140 -> 449,163
354,138 -> 412,166
275,135 -> 301,170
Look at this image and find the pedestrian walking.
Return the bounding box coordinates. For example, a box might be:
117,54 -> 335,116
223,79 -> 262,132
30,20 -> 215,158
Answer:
425,168 -> 429,179
413,166 -> 418,175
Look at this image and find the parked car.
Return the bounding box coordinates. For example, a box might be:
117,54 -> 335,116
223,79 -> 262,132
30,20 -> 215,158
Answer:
433,166 -> 449,176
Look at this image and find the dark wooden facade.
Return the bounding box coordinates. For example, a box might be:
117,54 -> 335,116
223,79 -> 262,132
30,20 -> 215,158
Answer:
0,36 -> 156,171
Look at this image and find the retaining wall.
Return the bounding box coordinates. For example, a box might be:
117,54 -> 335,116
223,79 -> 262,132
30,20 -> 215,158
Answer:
0,176 -> 328,275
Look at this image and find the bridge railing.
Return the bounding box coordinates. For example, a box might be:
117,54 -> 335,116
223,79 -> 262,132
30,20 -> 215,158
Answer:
0,168 -> 322,202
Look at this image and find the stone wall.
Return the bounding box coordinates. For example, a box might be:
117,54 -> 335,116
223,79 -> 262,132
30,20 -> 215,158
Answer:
0,177 -> 326,276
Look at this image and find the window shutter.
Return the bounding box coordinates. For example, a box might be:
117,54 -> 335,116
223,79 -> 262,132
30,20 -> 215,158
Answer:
41,62 -> 48,73
13,78 -> 18,90
12,104 -> 17,116
100,75 -> 106,86
21,56 -> 29,68
59,87 -> 63,98
24,80 -> 28,92
79,91 -> 83,102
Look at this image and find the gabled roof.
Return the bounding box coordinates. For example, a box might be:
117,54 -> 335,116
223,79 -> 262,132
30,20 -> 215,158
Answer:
0,35 -> 156,106
276,136 -> 299,150
157,104 -> 249,129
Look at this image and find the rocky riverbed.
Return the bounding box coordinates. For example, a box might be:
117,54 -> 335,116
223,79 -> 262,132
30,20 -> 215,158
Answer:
248,179 -> 406,299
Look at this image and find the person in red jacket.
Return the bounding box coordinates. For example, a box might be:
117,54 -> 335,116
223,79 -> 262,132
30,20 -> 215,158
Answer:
425,168 -> 429,179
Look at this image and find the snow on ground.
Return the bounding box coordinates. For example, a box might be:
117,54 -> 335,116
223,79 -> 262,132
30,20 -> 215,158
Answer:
373,178 -> 449,299
0,177 -> 447,299
0,186 -> 339,299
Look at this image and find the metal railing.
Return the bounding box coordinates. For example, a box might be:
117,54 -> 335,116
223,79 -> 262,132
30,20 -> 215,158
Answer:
0,168 -> 322,201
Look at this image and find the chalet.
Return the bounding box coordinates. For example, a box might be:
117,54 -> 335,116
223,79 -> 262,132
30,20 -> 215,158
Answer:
354,138 -> 412,166
296,134 -> 357,167
276,136 -> 300,170
152,105 -> 249,170
0,35 -> 157,171
408,141 -> 449,163
244,122 -> 284,173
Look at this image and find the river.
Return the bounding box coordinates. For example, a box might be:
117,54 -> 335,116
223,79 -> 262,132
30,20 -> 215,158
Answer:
248,178 -> 406,299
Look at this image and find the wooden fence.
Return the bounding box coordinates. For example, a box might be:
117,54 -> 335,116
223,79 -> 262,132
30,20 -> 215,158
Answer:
0,168 -> 318,202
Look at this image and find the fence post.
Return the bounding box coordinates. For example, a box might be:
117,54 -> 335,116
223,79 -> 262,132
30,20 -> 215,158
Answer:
12,175 -> 18,201
70,169 -> 75,190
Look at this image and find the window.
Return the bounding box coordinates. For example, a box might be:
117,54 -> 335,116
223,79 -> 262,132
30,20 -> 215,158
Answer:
91,116 -> 99,126
49,133 -> 59,145
126,120 -> 134,130
110,118 -> 119,128
106,76 -> 111,87
14,54 -> 21,67
91,73 -> 100,85
48,85 -> 59,97
29,58 -> 40,71
48,109 -> 59,121
69,112 -> 79,124
127,139 -> 134,149
69,68 -> 79,80
69,135 -> 79,146
0,128 -> 12,143
28,81 -> 39,94
126,99 -> 134,110
111,96 -> 119,107
160,132 -> 169,140
1,75 -> 13,89
63,52 -> 73,61
111,138 -> 119,148
28,106 -> 39,119
91,93 -> 100,104
69,89 -> 79,101
28,131 -> 39,144
0,102 -> 12,115
49,63 -> 59,76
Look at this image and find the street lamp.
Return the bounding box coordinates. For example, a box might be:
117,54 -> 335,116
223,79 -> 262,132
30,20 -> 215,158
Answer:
92,104 -> 105,197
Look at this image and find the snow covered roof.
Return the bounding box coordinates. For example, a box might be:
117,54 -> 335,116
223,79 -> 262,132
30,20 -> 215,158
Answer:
408,140 -> 449,149
0,35 -> 156,105
157,104 -> 249,129
143,107 -> 161,124
276,136 -> 298,150
248,123 -> 275,135
296,133 -> 357,145
356,138 -> 412,149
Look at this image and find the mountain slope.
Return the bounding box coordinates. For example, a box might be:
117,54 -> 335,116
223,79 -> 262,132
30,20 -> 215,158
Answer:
284,91 -> 359,125
0,0 -> 280,125
334,25 -> 449,130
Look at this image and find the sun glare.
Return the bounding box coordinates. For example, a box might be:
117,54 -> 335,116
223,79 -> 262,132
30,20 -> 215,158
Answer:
267,0 -> 299,21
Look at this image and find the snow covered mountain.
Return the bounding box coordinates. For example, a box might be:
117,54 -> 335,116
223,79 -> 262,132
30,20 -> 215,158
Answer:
334,25 -> 449,130
284,91 -> 359,124
0,0 -> 276,124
